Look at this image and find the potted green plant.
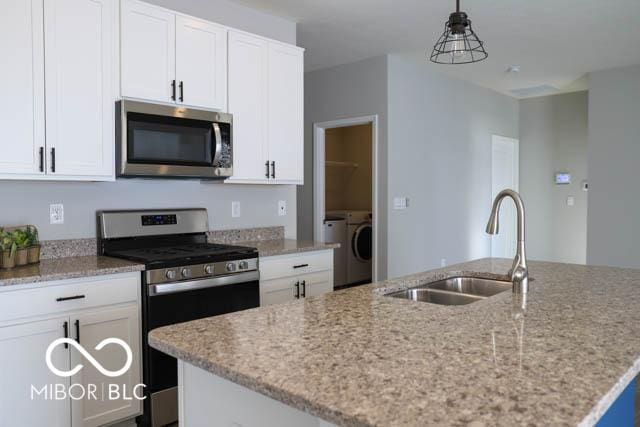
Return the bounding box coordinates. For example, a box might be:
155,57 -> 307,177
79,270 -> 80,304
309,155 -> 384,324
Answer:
26,226 -> 40,264
12,229 -> 30,266
0,229 -> 17,269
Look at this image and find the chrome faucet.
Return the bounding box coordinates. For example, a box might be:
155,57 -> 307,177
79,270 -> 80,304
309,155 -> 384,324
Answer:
486,189 -> 529,294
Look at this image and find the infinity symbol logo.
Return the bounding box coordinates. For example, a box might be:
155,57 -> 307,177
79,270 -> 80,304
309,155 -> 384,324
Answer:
46,338 -> 133,378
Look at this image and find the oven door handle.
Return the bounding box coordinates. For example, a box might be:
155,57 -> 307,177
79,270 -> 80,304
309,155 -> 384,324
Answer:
149,271 -> 259,296
212,123 -> 222,167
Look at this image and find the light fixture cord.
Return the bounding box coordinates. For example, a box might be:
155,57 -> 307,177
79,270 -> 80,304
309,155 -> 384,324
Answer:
456,0 -> 460,12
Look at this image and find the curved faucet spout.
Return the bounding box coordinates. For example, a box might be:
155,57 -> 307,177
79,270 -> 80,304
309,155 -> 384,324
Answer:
486,189 -> 528,293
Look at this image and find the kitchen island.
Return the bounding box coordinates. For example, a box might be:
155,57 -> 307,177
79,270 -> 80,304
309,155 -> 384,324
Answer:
148,259 -> 640,426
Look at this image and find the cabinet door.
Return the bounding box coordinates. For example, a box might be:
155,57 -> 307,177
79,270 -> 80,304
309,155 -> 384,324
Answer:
44,0 -> 116,178
227,31 -> 269,182
121,0 -> 175,103
301,271 -> 334,298
70,304 -> 141,427
0,317 -> 71,427
267,42 -> 304,184
260,277 -> 298,307
0,0 -> 45,176
176,16 -> 227,111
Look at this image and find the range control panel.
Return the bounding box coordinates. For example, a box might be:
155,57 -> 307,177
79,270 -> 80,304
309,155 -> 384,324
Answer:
141,214 -> 178,226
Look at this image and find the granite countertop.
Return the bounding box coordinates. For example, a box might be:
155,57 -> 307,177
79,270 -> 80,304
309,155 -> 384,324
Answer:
0,256 -> 144,287
149,258 -> 640,427
233,238 -> 339,257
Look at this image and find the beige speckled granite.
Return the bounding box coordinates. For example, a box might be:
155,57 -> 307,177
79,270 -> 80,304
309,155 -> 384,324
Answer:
207,226 -> 285,244
0,256 -> 144,287
239,239 -> 339,257
149,258 -> 640,427
40,238 -> 98,259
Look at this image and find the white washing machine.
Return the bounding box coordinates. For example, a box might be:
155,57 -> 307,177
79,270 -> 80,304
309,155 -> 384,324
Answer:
327,211 -> 372,285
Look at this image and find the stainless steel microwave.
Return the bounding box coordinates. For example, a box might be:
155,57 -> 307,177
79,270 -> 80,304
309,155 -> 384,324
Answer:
116,100 -> 233,179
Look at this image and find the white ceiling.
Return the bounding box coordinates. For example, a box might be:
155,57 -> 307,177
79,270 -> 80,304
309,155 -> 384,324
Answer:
229,0 -> 640,97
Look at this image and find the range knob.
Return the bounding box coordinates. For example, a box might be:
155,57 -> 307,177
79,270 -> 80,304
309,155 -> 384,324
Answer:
238,261 -> 249,270
165,270 -> 176,280
204,265 -> 213,275
181,268 -> 191,278
226,262 -> 236,272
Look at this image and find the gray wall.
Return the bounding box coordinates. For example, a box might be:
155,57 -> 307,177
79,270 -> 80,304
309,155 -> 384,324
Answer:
587,65 -> 640,268
0,0 -> 299,241
301,56 -> 389,279
519,92 -> 588,264
386,53 -> 519,278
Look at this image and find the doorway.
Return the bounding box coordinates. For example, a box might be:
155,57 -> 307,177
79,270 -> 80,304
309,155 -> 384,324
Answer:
313,116 -> 379,284
491,135 -> 520,258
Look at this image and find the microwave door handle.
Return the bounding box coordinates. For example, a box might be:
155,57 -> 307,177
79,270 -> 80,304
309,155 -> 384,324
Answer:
212,123 -> 222,166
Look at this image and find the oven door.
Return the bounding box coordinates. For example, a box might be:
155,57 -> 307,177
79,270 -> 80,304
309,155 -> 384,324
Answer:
142,271 -> 259,426
117,100 -> 233,179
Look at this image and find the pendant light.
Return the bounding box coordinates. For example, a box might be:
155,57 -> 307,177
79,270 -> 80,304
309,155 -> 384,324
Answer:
430,0 -> 487,64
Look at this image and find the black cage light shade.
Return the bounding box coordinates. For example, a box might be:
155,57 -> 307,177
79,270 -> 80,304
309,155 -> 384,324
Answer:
430,0 -> 487,64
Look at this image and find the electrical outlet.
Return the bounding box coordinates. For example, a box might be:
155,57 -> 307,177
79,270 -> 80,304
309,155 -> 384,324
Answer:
393,197 -> 409,210
50,204 -> 64,224
231,201 -> 241,218
440,258 -> 447,267
567,196 -> 575,207
278,200 -> 287,216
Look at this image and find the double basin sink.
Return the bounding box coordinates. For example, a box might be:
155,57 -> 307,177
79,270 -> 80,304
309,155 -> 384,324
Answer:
386,276 -> 512,306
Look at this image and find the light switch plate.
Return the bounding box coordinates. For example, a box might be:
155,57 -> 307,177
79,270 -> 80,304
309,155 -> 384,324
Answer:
231,201 -> 241,218
393,197 -> 409,210
278,200 -> 287,216
50,204 -> 64,224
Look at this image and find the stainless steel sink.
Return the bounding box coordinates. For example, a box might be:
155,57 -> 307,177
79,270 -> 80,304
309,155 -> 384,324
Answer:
386,276 -> 512,306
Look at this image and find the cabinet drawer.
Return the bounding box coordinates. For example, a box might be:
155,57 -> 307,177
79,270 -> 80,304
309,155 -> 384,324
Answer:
260,270 -> 333,306
0,273 -> 140,324
259,250 -> 332,281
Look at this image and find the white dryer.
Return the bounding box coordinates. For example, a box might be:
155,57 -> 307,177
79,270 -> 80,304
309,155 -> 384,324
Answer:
327,210 -> 372,285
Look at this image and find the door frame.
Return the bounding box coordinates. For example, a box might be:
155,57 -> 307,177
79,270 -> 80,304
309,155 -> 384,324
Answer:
313,115 -> 379,282
490,134 -> 520,258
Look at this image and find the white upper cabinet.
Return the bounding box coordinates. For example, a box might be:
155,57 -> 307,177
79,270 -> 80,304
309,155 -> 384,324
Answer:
44,0 -> 116,178
176,16 -> 227,111
227,31 -> 304,185
0,0 -> 45,176
267,42 -> 304,183
227,31 -> 269,182
121,0 -> 228,111
121,0 -> 175,103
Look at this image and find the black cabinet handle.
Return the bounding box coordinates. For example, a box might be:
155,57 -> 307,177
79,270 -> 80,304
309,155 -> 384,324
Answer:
179,81 -> 184,102
39,147 -> 44,172
63,321 -> 69,349
74,319 -> 80,343
51,147 -> 56,173
301,280 -> 306,298
294,281 -> 300,299
56,295 -> 85,302
293,264 -> 309,269
171,80 -> 176,101
265,161 -> 270,178
271,161 -> 275,179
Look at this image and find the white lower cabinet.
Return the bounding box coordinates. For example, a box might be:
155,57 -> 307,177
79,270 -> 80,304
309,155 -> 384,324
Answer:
0,273 -> 142,427
260,250 -> 334,306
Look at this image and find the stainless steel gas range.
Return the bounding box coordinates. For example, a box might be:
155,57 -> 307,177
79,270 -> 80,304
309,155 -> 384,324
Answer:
97,209 -> 259,427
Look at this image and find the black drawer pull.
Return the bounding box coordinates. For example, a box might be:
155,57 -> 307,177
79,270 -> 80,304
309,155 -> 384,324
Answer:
51,147 -> 56,173
293,264 -> 309,269
39,147 -> 44,172
63,321 -> 69,349
75,319 -> 80,343
56,295 -> 86,302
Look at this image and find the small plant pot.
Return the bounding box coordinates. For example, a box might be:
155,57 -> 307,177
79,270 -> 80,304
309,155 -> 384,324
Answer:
1,251 -> 16,269
28,245 -> 41,264
16,248 -> 29,266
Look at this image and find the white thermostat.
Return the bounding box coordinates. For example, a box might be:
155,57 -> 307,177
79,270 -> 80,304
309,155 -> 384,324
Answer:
555,173 -> 571,185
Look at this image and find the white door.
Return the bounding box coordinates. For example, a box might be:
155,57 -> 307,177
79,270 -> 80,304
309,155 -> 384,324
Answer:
121,0 -> 176,103
71,304 -> 141,427
44,0 -> 115,177
267,42 -> 304,183
491,135 -> 519,258
176,16 -> 227,111
227,31 -> 269,182
0,0 -> 45,176
0,317 -> 71,427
